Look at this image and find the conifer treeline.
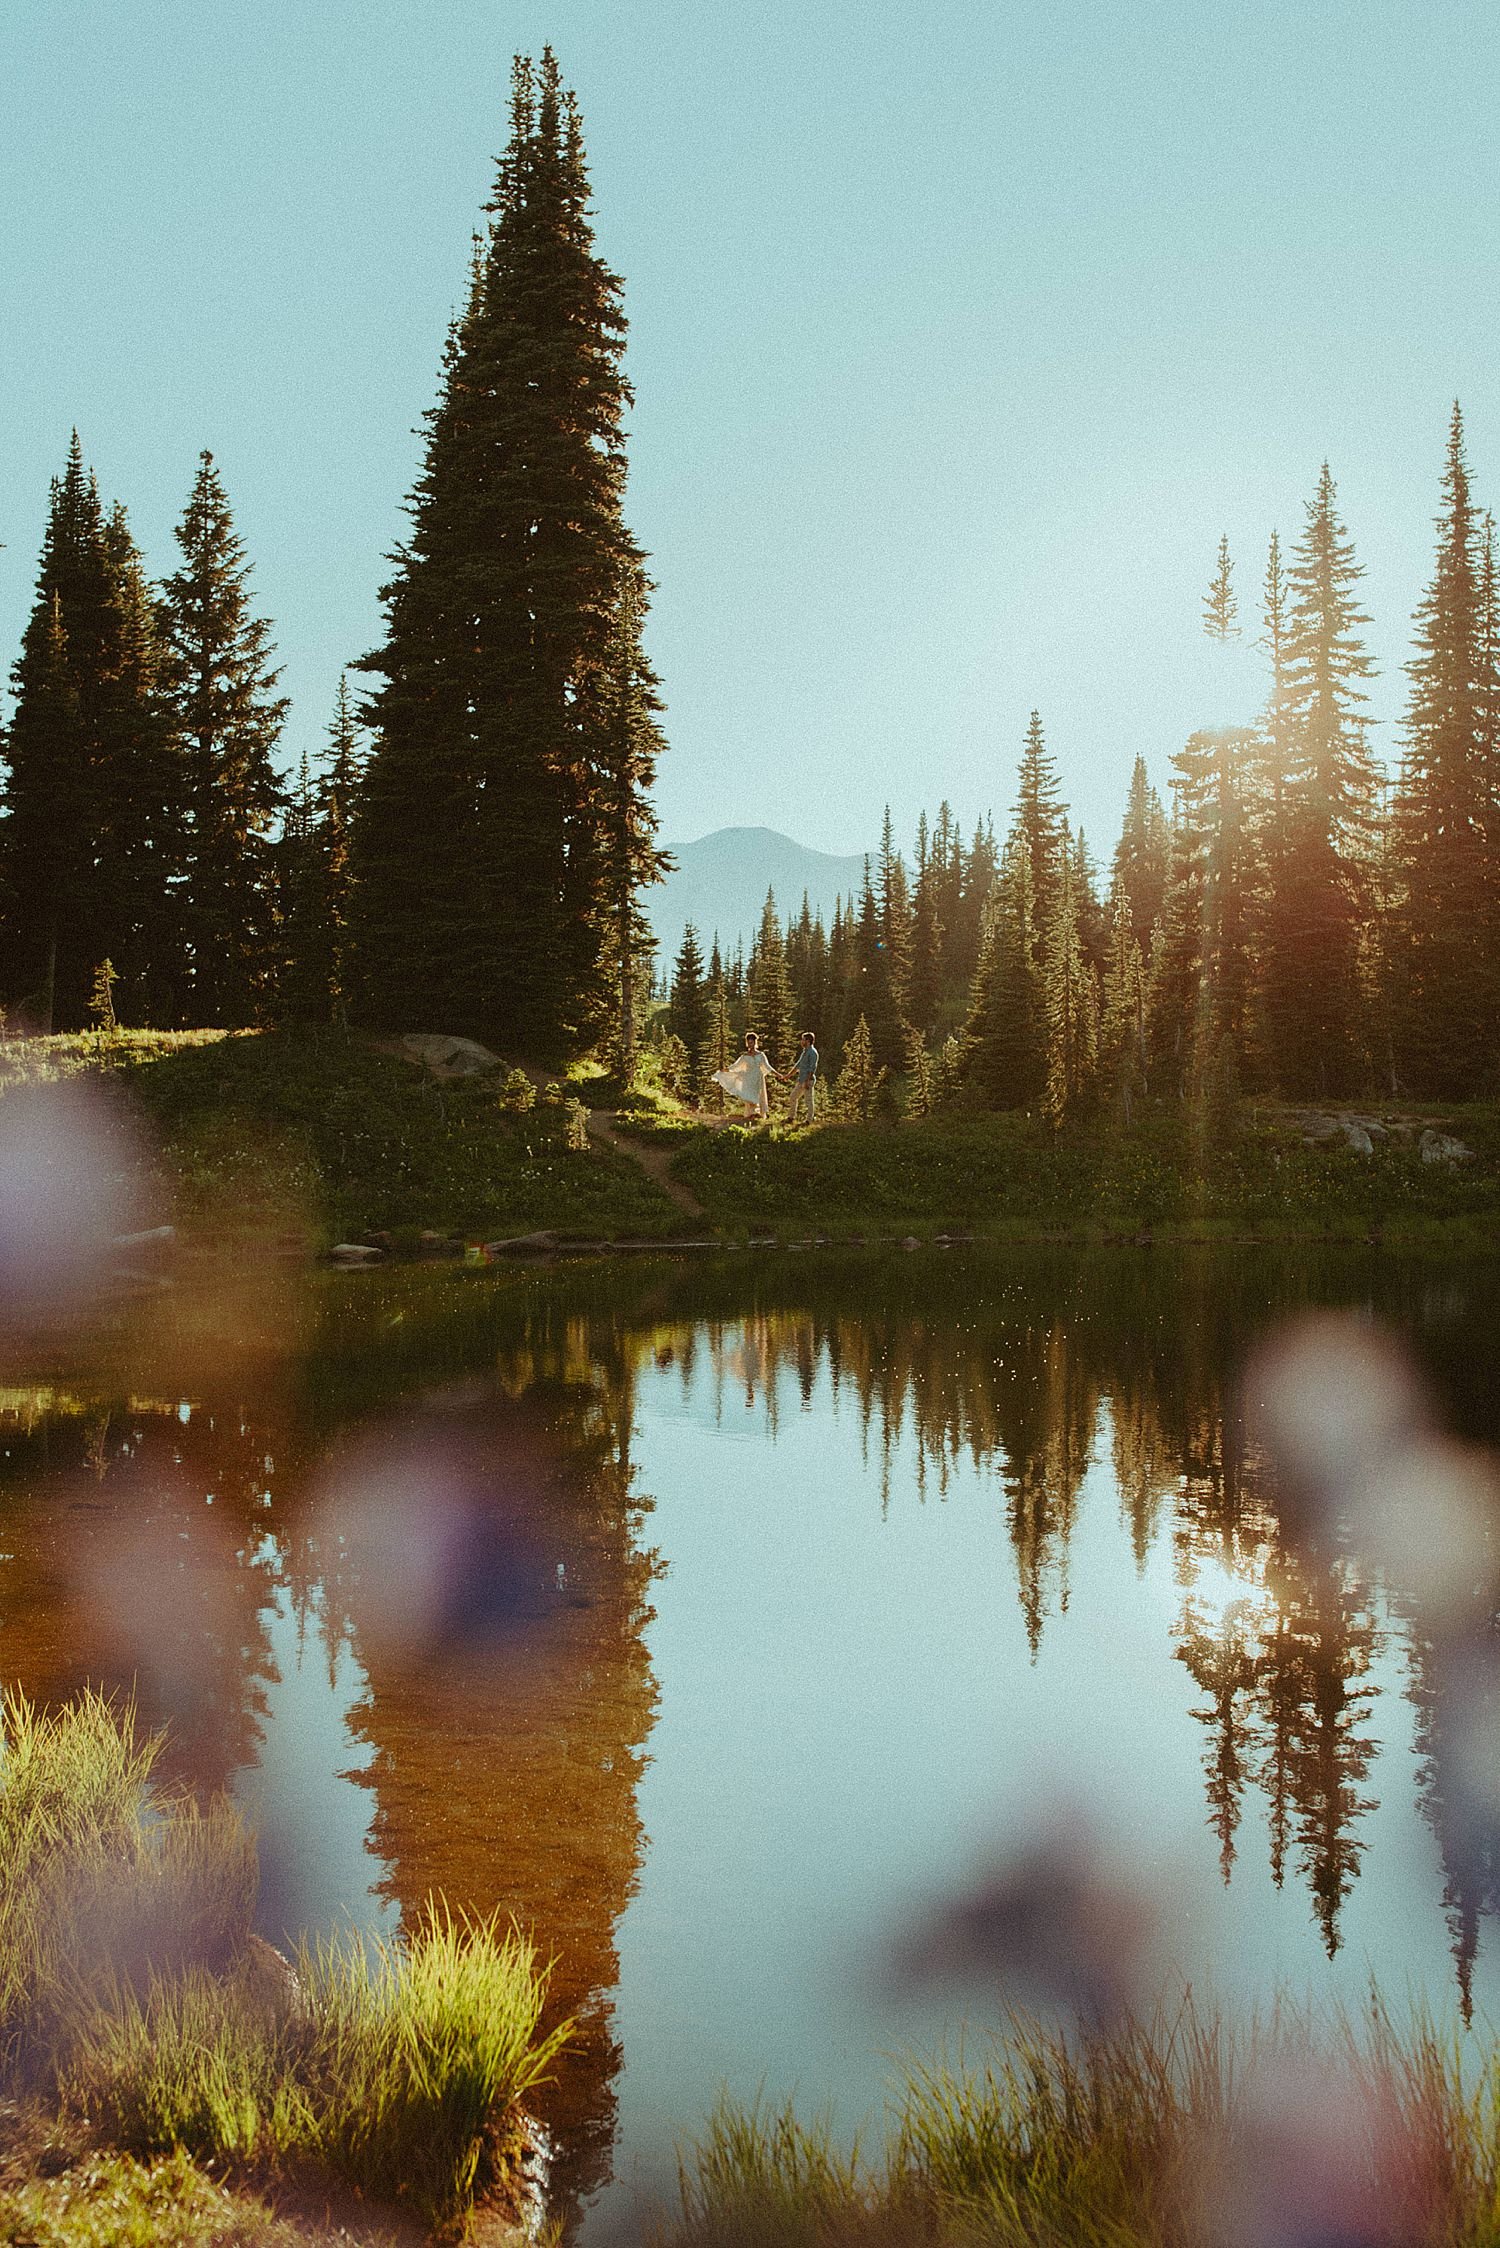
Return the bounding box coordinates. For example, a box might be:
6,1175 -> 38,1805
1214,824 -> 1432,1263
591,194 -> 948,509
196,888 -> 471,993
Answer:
0,51 -> 664,1058
667,410 -> 1500,1114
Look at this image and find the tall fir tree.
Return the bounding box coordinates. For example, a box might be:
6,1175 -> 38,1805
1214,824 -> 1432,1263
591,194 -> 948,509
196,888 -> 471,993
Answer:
1391,404 -> 1495,1094
158,449 -> 287,1025
1110,754 -> 1170,956
746,889 -> 796,1063
1040,822 -> 1098,1125
1256,530 -> 1296,819
595,560 -> 669,1076
1013,711 -> 1067,927
869,806 -> 913,1067
1203,535 -> 1239,641
667,923 -> 710,1095
964,835 -> 1045,1109
1262,463 -> 1380,1094
698,952 -> 733,1111
1099,886 -> 1147,1123
351,52 -> 657,1057
2,437 -> 184,1027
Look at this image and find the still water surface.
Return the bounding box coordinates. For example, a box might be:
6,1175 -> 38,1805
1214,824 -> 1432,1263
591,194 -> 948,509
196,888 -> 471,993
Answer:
3,1248 -> 1499,2236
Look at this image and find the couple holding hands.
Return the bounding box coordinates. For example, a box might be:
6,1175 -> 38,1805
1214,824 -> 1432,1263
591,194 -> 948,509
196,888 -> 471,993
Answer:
712,1030 -> 819,1125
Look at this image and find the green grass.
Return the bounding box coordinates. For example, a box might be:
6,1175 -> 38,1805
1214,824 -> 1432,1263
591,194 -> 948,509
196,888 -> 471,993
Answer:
660,2001 -> 1500,2247
9,1027 -> 1500,1249
0,2149 -> 310,2246
0,1028 -> 684,1245
663,1102 -> 1500,1243
0,1691 -> 565,2237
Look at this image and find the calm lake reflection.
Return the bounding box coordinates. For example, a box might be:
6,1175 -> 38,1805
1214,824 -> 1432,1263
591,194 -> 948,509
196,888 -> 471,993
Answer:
3,1247 -> 1499,2236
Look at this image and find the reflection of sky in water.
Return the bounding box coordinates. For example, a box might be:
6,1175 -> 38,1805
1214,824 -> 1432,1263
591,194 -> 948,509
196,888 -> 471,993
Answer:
591,1339 -> 1486,2238
230,1549 -> 396,1949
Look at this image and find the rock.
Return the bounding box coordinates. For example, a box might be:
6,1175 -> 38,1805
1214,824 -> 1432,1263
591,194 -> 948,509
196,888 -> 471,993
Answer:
240,1933 -> 306,2022
109,1224 -> 176,1253
901,1235 -> 922,1251
482,1230 -> 558,1257
328,1242 -> 384,1265
1340,1123 -> 1374,1155
1420,1129 -> 1475,1166
1297,1113 -> 1341,1142
400,1033 -> 502,1078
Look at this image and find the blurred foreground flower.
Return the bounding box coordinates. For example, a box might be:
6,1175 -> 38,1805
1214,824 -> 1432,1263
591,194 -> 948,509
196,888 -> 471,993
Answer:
1245,1312 -> 1495,1620
891,1815 -> 1162,2022
308,1413 -> 564,1669
1193,2045 -> 1434,2248
0,1077 -> 149,1324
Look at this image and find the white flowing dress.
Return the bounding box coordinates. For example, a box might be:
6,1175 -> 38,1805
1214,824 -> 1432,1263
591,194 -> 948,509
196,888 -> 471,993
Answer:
713,1050 -> 775,1113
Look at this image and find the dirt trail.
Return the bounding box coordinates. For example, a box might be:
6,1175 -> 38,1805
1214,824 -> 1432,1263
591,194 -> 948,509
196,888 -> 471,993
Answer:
585,1108 -> 705,1220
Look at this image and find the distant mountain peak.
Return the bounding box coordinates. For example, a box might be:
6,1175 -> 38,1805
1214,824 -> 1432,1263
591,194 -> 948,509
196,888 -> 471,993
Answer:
647,826 -> 872,956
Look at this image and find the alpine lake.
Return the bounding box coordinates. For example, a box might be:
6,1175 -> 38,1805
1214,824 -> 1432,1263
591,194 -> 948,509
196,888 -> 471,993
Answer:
6,1242 -> 1500,2240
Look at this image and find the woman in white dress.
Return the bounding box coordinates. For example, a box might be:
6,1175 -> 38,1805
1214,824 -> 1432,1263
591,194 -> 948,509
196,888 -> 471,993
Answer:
712,1030 -> 776,1120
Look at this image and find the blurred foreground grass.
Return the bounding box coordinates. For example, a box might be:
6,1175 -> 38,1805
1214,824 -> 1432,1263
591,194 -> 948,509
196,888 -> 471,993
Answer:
0,1691 -> 564,2242
661,2001 -> 1500,2248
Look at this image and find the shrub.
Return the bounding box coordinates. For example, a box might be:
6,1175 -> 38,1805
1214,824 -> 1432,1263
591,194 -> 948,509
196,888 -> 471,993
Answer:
499,1068 -> 537,1114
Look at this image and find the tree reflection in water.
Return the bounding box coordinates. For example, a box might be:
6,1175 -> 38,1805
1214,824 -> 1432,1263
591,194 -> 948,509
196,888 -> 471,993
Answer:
2,1242 -> 1500,2229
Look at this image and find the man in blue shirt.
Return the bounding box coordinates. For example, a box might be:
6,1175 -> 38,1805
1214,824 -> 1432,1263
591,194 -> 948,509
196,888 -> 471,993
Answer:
786,1030 -> 819,1125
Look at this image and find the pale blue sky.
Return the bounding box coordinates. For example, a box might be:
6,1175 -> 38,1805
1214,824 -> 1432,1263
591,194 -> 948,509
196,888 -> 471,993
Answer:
3,0 -> 1497,858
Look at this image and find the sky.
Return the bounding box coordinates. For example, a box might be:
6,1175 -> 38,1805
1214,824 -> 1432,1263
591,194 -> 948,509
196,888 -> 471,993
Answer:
3,0 -> 1499,859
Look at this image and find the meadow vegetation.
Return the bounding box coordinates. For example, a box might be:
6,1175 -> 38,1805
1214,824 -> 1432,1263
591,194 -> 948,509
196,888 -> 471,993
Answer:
660,2003 -> 1500,2248
6,1026 -> 1500,1252
0,1690 -> 565,2240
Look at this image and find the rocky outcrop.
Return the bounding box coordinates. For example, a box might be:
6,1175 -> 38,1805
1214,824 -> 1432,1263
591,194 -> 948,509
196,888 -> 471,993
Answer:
1419,1128 -> 1475,1166
400,1034 -> 502,1078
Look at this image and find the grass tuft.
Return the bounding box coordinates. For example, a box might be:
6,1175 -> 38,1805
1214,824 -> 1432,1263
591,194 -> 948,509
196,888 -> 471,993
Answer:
661,2002 -> 1500,2248
0,1691 -> 565,2234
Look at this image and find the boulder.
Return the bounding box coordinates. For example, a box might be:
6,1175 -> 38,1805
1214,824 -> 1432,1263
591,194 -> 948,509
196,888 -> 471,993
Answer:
240,1933 -> 306,2023
1420,1129 -> 1475,1166
482,1230 -> 559,1257
1340,1123 -> 1374,1155
1297,1113 -> 1341,1143
328,1242 -> 384,1265
400,1033 -> 502,1078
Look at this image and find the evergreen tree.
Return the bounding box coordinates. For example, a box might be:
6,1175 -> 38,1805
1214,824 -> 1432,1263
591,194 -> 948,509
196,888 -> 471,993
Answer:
667,923 -> 710,1094
158,449 -> 287,1025
1203,535 -> 1239,641
1013,711 -> 1067,925
746,889 -> 796,1063
965,835 -> 1045,1109
595,560 -> 670,1076
869,806 -> 912,1067
1391,404 -> 1494,1094
1147,790 -> 1204,1096
1262,463 -> 1379,1094
698,954 -> 733,1110
1172,726 -> 1263,1086
352,52 -> 656,1057
833,1013 -> 886,1122
907,834 -> 945,1032
1110,754 -> 1170,955
1040,823 -> 1098,1124
323,674 -> 362,1024
1099,887 -> 1147,1124
275,754 -> 329,1021
1071,826 -> 1107,971
1256,531 -> 1296,819
1,438 -> 184,1027
902,1020 -> 934,1118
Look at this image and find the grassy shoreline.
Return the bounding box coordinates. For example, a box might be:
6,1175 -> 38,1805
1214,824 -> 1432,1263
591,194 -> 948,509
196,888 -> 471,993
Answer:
0,1692 -> 562,2245
6,1026 -> 1500,1253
